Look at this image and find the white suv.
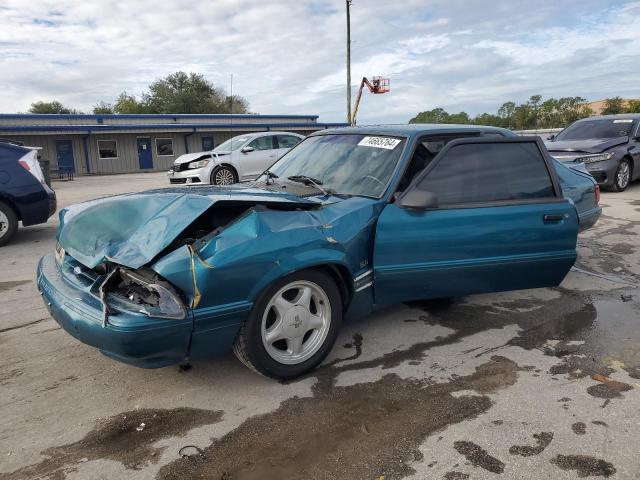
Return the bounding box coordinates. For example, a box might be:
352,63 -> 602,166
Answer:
168,131 -> 304,185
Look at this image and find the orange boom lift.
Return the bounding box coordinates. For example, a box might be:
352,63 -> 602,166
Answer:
350,76 -> 390,126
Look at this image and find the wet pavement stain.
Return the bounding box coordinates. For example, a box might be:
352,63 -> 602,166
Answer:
551,454 -> 616,477
2,408 -> 223,480
443,472 -> 469,480
157,357 -> 519,480
453,440 -> 505,474
587,374 -> 633,399
0,280 -> 31,292
571,422 -> 586,435
509,432 -> 553,456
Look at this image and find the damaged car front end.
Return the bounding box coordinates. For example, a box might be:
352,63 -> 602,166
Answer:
37,186 -> 348,369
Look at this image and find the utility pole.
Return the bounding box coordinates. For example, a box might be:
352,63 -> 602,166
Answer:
346,0 -> 352,124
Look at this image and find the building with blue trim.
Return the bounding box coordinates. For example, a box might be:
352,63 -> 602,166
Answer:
0,114 -> 347,175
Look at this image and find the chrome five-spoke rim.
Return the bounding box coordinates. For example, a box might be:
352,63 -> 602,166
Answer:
215,168 -> 235,185
261,280 -> 331,365
0,210 -> 8,238
617,162 -> 630,188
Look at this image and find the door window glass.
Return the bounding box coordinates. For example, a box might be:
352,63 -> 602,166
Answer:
416,141 -> 555,206
277,135 -> 301,148
248,136 -> 274,151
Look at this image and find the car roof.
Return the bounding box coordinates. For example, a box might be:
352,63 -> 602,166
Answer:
576,113 -> 640,122
311,123 -> 513,138
232,131 -> 303,139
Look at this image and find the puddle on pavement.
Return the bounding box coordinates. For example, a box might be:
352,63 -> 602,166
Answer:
157,357 -> 518,480
545,296 -> 640,382
2,408 -> 223,480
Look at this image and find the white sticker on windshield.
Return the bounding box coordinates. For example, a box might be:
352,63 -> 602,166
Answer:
613,119 -> 633,123
358,136 -> 401,150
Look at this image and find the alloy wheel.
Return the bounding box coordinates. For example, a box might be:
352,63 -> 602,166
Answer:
214,168 -> 235,185
0,210 -> 8,239
260,280 -> 331,365
617,161 -> 630,190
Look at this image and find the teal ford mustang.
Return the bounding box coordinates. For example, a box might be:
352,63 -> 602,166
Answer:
37,125 -> 601,379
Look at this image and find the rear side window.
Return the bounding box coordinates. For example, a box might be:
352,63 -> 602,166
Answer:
416,141 -> 555,206
277,135 -> 301,148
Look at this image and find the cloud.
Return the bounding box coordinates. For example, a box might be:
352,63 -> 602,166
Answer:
0,0 -> 638,123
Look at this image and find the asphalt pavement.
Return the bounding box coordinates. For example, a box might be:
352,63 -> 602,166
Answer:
1,172 -> 639,479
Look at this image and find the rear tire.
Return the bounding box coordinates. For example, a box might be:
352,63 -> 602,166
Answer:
612,158 -> 631,192
0,201 -> 18,247
210,166 -> 238,185
233,269 -> 342,379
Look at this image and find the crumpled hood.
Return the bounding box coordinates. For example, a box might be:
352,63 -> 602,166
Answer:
546,137 -> 628,154
57,187 -> 318,269
174,150 -> 230,165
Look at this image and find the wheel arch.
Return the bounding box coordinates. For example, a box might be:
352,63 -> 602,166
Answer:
211,163 -> 239,183
0,194 -> 21,221
623,154 -> 635,178
250,261 -> 355,313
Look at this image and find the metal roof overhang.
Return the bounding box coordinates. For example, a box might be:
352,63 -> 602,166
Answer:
0,122 -> 349,135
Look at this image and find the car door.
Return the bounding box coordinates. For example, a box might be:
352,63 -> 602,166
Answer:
275,135 -> 302,159
240,135 -> 278,179
373,137 -> 579,306
631,120 -> 640,180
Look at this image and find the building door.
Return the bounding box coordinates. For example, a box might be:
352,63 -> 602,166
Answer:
55,139 -> 75,172
137,138 -> 153,169
202,136 -> 214,151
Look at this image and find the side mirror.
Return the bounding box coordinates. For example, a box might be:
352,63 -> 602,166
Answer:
399,189 -> 439,210
241,146 -> 254,154
546,134 -> 556,141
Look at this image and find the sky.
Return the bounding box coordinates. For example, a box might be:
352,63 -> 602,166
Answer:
0,0 -> 638,123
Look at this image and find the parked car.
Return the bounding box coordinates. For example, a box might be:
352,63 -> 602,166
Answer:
546,114 -> 640,192
168,131 -> 304,185
38,125 -> 600,379
0,142 -> 56,246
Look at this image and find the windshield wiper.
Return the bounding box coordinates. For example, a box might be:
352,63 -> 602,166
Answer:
260,169 -> 279,185
287,175 -> 329,195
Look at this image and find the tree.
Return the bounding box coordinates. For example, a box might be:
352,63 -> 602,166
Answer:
141,71 -> 249,114
113,92 -> 147,114
627,99 -> 640,113
92,101 -> 114,114
601,97 -> 626,115
497,102 -> 516,128
29,100 -> 78,114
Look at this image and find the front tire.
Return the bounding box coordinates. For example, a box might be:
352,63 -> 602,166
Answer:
612,158 -> 631,192
210,166 -> 238,185
233,270 -> 342,379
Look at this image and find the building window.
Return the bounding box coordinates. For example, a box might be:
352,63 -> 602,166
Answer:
156,138 -> 174,156
97,140 -> 118,159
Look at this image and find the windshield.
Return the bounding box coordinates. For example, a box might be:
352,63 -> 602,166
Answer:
265,134 -> 406,198
555,119 -> 634,141
214,136 -> 250,152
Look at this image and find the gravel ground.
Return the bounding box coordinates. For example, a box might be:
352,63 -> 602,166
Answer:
1,172 -> 639,480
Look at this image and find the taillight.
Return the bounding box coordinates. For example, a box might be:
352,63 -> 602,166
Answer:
595,185 -> 600,204
18,160 -> 31,172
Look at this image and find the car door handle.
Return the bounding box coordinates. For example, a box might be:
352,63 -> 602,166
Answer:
543,214 -> 564,223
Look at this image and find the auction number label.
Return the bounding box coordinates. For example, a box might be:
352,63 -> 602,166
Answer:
358,136 -> 401,150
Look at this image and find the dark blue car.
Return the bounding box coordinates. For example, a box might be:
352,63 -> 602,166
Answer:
37,125 -> 600,379
0,142 -> 57,245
